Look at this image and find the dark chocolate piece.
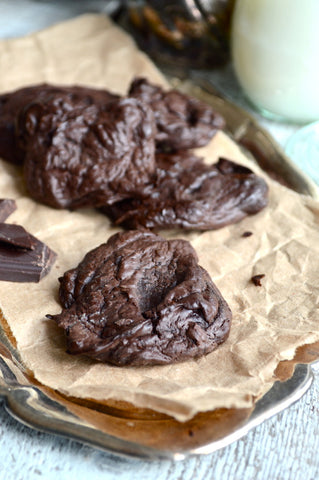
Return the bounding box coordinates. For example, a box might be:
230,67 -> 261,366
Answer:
0,223 -> 33,249
129,77 -> 225,151
103,155 -> 268,231
242,231 -> 253,238
0,83 -> 119,164
49,230 -> 232,366
21,95 -> 156,209
251,274 -> 265,286
0,199 -> 17,222
0,224 -> 56,282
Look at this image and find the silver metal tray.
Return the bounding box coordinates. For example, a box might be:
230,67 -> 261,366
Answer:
0,85 -> 318,460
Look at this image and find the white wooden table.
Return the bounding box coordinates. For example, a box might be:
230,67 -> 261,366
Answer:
0,2 -> 318,479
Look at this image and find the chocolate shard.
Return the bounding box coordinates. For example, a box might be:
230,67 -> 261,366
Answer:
251,274 -> 265,287
0,223 -> 34,249
0,224 -> 57,282
0,199 -> 17,222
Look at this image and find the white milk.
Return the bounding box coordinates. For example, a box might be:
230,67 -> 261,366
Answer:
231,0 -> 319,123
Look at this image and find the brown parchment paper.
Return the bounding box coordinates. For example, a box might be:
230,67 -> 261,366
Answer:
0,14 -> 319,422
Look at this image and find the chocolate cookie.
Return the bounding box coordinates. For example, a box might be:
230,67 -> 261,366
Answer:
0,83 -> 119,164
129,77 -> 225,151
21,95 -> 156,209
49,230 -> 232,366
103,154 -> 269,231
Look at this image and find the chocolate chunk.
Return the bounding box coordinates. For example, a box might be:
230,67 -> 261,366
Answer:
0,224 -> 57,282
103,155 -> 268,231
129,77 -> 225,151
0,83 -> 119,164
21,95 -> 156,209
0,199 -> 17,222
242,231 -> 253,238
0,223 -> 33,249
49,230 -> 232,366
251,274 -> 265,286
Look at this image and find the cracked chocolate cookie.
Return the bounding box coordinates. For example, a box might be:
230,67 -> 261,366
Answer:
21,95 -> 156,209
129,77 -> 225,151
49,230 -> 232,366
0,83 -> 119,164
103,154 -> 269,231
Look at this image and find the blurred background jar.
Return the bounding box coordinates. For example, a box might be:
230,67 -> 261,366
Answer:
231,0 -> 319,123
123,1 -> 235,73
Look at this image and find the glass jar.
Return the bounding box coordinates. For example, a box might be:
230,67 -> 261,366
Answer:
124,0 -> 235,71
231,0 -> 319,123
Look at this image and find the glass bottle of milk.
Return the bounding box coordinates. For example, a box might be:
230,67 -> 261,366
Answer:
231,0 -> 319,123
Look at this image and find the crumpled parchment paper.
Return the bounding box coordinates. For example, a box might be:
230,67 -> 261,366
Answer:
0,14 -> 318,421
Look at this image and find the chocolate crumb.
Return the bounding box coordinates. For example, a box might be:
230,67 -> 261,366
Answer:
242,231 -> 253,238
188,430 -> 194,437
251,274 -> 265,286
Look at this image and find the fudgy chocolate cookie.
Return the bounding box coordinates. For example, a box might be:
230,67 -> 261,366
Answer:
0,83 -> 119,164
103,154 -> 269,231
50,230 -> 232,366
21,95 -> 156,209
129,77 -> 225,151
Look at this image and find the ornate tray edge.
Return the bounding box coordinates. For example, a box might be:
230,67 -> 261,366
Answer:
0,346 -> 314,460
